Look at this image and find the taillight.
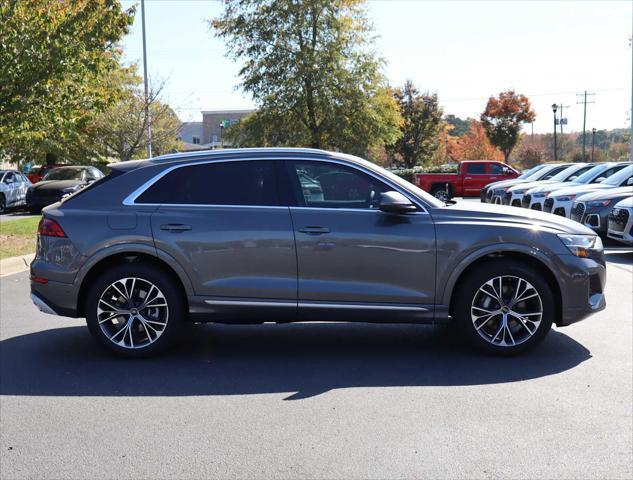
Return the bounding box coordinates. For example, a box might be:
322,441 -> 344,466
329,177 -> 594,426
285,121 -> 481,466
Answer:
37,218 -> 67,237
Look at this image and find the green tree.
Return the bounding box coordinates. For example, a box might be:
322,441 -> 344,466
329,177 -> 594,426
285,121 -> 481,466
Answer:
89,77 -> 184,162
212,0 -> 401,157
0,0 -> 134,163
444,114 -> 471,137
388,81 -> 443,168
480,90 -> 536,162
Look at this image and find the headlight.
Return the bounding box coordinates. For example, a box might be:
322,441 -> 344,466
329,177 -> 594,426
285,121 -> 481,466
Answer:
532,192 -> 547,198
62,185 -> 81,194
513,189 -> 527,195
557,234 -> 603,257
586,199 -> 612,208
556,195 -> 576,202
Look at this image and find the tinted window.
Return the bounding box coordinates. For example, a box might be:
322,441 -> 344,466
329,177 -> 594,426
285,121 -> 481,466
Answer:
44,168 -> 85,181
136,160 -> 279,206
3,172 -> 14,183
290,161 -> 390,209
466,163 -> 486,174
489,163 -> 505,174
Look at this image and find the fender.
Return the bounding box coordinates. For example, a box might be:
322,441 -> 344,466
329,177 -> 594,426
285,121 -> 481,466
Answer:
439,242 -> 564,307
73,242 -> 195,296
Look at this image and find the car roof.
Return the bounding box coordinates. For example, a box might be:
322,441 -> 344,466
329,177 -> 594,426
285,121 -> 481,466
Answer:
108,148 -> 352,172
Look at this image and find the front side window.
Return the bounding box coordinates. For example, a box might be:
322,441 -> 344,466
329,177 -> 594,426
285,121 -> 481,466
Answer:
290,161 -> 390,209
466,163 -> 486,174
43,168 -> 84,181
136,160 -> 279,206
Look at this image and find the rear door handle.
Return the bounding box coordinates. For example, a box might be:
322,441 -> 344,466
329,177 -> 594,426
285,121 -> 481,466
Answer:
298,226 -> 330,235
160,223 -> 192,232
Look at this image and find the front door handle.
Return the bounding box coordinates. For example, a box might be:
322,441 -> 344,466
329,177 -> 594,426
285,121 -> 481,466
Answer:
298,226 -> 330,235
160,223 -> 192,233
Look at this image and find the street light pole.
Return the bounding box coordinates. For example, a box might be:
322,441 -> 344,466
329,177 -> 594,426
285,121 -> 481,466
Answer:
551,104 -> 558,161
141,0 -> 152,158
591,128 -> 596,162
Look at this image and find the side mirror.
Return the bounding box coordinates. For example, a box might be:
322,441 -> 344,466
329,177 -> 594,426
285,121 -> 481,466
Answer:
502,167 -> 512,176
627,177 -> 633,186
379,191 -> 417,214
568,175 -> 578,181
595,177 -> 605,183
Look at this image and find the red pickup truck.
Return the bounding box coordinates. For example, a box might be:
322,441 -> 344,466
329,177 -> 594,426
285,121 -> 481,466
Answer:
415,160 -> 519,201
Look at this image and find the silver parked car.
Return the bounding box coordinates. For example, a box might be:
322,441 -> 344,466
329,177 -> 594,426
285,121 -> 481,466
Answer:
607,197 -> 633,246
0,170 -> 31,213
30,148 -> 606,357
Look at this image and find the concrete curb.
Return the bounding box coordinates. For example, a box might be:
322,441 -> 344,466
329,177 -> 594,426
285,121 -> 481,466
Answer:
0,253 -> 34,277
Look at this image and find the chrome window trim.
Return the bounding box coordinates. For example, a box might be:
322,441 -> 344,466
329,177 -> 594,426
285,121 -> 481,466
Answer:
122,155 -> 430,213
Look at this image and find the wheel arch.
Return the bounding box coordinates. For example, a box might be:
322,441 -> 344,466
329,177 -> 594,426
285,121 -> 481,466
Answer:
75,245 -> 193,317
443,247 -> 563,323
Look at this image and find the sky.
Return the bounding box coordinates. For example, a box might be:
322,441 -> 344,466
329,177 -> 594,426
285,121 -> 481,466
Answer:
120,0 -> 633,134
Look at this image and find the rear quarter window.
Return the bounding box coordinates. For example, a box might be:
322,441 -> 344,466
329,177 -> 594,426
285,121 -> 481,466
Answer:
135,160 -> 280,206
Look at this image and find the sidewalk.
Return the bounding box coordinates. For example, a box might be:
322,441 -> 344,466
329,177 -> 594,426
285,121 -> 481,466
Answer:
0,253 -> 34,277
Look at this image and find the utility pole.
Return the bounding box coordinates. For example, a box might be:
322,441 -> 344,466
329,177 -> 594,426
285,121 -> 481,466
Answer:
141,0 -> 152,158
559,104 -> 569,136
576,91 -> 595,162
551,104 -> 558,161
591,128 -> 596,162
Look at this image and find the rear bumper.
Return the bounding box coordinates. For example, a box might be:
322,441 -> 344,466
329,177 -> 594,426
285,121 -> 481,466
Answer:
30,278 -> 79,317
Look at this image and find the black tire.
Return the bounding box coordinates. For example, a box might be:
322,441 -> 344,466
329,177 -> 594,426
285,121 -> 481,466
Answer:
452,259 -> 554,355
0,194 -> 6,214
85,263 -> 185,358
430,185 -> 451,202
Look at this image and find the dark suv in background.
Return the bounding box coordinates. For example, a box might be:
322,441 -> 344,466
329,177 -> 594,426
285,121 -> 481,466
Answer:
30,148 -> 606,357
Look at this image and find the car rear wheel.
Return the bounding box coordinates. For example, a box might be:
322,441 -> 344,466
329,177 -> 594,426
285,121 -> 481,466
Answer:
453,260 -> 554,355
85,264 -> 184,357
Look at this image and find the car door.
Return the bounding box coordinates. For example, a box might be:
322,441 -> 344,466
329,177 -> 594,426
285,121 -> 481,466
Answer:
136,159 -> 298,321
285,159 -> 436,322
462,163 -> 491,196
2,172 -> 19,206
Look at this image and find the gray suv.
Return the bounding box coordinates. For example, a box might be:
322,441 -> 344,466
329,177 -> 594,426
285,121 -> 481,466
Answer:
30,148 -> 606,357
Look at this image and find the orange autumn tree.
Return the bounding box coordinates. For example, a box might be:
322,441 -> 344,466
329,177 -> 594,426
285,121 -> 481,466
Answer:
480,90 -> 536,162
450,120 -> 504,161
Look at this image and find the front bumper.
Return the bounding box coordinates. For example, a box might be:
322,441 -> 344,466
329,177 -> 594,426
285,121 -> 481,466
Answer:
556,253 -> 606,326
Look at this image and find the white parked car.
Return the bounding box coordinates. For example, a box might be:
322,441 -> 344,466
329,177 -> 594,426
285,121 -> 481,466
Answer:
607,197 -> 633,246
504,163 -> 595,208
545,164 -> 633,217
523,162 -> 629,213
0,170 -> 31,214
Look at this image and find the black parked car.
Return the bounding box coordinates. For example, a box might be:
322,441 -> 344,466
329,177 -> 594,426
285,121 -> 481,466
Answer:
26,166 -> 104,213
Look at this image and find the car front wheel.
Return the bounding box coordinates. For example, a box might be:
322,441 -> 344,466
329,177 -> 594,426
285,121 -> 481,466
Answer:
453,260 -> 554,355
85,264 -> 184,357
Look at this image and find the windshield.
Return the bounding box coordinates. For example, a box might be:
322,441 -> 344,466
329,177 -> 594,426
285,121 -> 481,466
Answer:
550,164 -> 591,182
519,164 -> 545,179
571,164 -> 609,184
603,165 -> 633,186
43,168 -> 85,181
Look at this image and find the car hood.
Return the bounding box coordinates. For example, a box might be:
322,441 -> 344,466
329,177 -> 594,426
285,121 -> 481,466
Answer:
30,180 -> 85,191
613,197 -> 633,208
526,181 -> 572,194
577,186 -> 633,202
444,201 -> 594,235
486,178 -> 531,191
549,183 -> 613,198
507,180 -> 557,192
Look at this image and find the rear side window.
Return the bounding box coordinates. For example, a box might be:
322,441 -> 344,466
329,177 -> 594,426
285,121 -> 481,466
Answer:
466,163 -> 486,174
136,160 -> 279,206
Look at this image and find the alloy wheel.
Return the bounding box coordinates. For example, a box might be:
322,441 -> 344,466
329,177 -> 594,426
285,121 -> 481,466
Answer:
470,275 -> 543,347
97,277 -> 169,349
434,190 -> 449,202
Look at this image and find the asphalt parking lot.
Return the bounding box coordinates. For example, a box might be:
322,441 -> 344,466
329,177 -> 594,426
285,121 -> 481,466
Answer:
0,249 -> 631,479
